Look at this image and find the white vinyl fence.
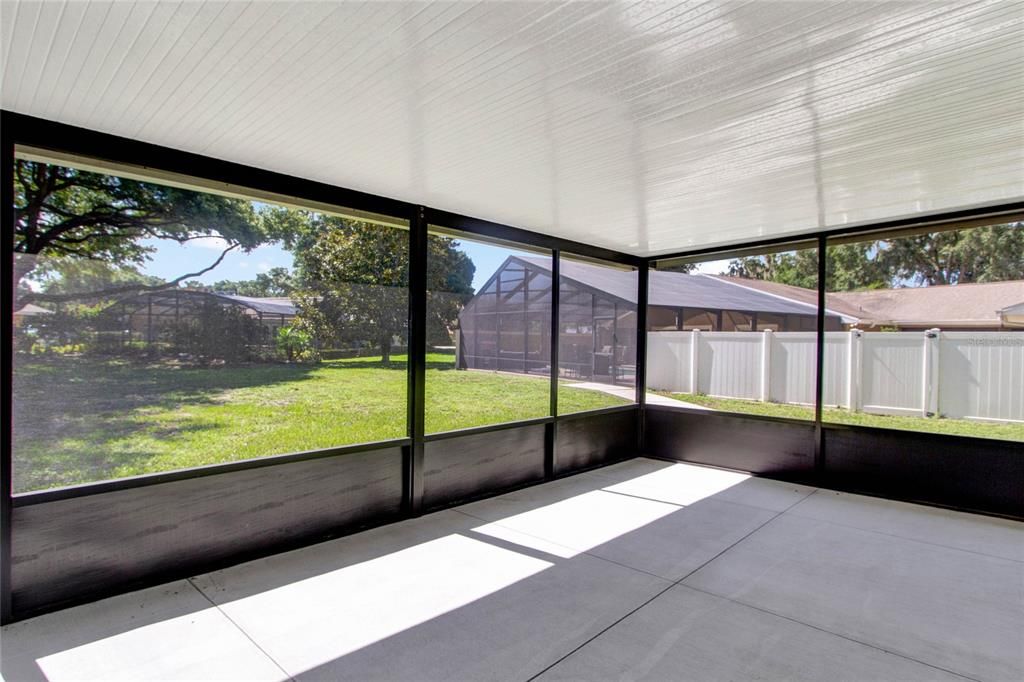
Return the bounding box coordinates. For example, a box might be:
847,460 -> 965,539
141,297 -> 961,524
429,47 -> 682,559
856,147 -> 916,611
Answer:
647,330 -> 1024,423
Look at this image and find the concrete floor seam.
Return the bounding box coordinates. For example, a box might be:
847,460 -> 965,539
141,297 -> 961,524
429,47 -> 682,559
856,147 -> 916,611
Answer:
524,501 -> 798,681
186,577 -> 297,682
672,582 -> 982,682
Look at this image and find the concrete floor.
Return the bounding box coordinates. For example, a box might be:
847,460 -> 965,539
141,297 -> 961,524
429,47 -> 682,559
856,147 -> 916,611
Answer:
2,458 -> 1021,681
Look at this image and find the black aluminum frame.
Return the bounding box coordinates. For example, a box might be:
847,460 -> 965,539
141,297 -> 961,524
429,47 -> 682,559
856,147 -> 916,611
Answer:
3,110 -> 1022,623
0,112 -> 643,622
644,216 -> 1024,521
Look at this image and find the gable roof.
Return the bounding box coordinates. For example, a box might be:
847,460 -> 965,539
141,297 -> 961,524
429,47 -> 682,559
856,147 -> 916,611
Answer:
470,257 -> 1024,329
512,256 -> 849,321
14,303 -> 54,316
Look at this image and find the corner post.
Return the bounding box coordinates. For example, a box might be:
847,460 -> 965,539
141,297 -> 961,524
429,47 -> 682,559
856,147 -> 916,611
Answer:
545,251 -> 560,479
635,262 -> 650,453
405,206 -> 428,515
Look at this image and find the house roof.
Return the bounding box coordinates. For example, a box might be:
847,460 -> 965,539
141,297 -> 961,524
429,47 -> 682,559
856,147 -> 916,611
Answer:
114,290 -> 297,317
828,280 -> 1024,329
502,257 -> 1024,328
14,303 -> 54,316
706,276 -> 866,320
514,257 -> 848,321
219,295 -> 297,316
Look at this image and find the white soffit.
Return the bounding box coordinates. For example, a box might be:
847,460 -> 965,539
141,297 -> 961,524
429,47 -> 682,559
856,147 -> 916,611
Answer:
1,0 -> 1022,257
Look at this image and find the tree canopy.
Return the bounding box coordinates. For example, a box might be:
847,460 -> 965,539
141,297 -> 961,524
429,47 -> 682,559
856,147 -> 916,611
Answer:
725,223 -> 1023,291
880,223 -> 1024,286
287,212 -> 475,362
187,267 -> 297,297
13,159 -> 274,301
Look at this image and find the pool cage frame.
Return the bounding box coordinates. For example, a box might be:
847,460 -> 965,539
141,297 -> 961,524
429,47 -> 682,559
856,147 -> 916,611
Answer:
2,110 -> 1022,624
455,255 -> 639,385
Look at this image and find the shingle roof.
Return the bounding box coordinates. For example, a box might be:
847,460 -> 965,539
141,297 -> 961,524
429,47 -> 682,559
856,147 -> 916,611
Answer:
828,280 -> 1024,328
514,258 -> 1024,328
707,276 -> 866,320
515,257 -> 844,319
14,303 -> 54,316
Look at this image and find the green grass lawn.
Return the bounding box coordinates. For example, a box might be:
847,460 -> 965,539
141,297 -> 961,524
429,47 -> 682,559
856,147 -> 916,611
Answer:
13,354 -> 627,492
655,392 -> 1024,441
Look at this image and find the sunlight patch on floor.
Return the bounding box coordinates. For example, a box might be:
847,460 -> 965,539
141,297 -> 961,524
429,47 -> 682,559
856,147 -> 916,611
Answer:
471,490 -> 679,557
600,464 -> 752,506
470,465 -> 750,556
216,534 -> 552,671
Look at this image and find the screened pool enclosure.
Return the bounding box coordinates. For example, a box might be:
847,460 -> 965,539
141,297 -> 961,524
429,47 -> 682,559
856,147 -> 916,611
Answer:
456,256 -> 638,384
455,256 -> 844,384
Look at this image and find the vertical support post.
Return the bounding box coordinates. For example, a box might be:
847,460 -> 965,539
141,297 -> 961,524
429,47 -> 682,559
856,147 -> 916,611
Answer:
846,329 -> 861,411
495,266 -> 502,371
760,329 -> 773,402
405,206 -> 428,515
635,262 -> 649,454
813,235 -> 827,475
522,269 -> 529,373
635,263 -> 648,405
690,328 -> 701,395
612,301 -> 619,385
1,119 -> 15,624
922,328 -> 940,418
545,251 -> 560,479
590,292 -> 596,379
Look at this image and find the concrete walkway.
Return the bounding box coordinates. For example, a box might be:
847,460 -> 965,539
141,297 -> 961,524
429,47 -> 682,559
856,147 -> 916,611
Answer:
564,381 -> 713,410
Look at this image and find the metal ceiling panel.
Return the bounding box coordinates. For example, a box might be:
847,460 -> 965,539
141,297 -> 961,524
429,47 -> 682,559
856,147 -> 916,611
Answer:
2,0 -> 1021,256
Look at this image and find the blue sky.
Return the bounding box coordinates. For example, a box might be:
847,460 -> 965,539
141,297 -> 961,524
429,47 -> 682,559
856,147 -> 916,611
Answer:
139,234 -> 537,293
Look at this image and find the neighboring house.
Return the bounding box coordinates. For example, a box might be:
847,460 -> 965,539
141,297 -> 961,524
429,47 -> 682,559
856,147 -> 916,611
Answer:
13,303 -> 54,328
829,280 -> 1024,331
455,257 -> 850,384
704,276 -> 1024,331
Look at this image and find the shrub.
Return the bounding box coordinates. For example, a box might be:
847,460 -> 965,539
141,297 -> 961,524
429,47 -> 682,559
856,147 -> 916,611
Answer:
276,325 -> 318,363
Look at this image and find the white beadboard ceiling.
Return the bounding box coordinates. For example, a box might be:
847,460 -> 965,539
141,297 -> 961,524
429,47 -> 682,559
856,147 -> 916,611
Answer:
1,0 -> 1022,257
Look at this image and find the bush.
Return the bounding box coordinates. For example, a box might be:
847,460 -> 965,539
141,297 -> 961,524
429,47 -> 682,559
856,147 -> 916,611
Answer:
276,325 -> 318,363
17,304 -> 103,356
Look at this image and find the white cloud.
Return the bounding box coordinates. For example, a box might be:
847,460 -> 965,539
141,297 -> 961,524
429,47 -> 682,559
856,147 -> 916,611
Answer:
257,262 -> 272,273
